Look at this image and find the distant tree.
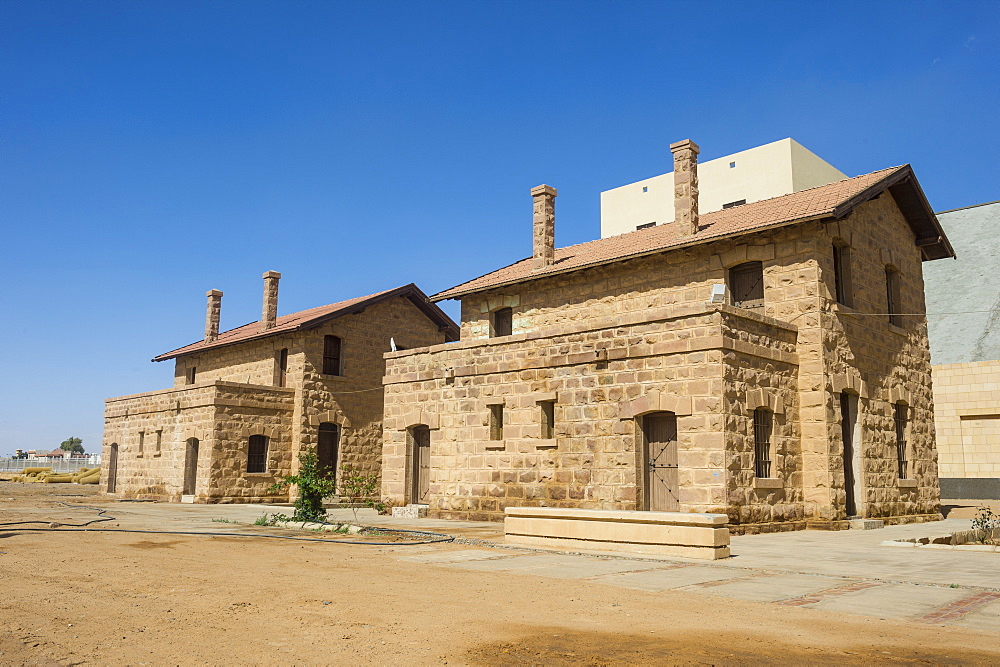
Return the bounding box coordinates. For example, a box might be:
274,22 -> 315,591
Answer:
60,437 -> 84,454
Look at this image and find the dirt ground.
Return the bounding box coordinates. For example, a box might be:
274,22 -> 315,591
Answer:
2,482 -> 999,665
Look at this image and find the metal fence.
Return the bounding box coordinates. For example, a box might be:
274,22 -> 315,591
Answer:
0,458 -> 101,473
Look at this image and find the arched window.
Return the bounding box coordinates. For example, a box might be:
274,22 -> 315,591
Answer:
753,408 -> 773,478
323,336 -> 342,376
247,435 -> 269,473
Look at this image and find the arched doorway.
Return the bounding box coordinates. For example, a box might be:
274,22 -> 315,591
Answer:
642,412 -> 679,511
317,423 -> 340,477
183,438 -> 199,495
410,425 -> 430,504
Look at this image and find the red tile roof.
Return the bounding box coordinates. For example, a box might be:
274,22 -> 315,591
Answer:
433,165 -> 953,301
153,283 -> 458,362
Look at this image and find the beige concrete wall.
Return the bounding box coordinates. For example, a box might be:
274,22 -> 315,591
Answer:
600,138 -> 846,238
933,360 -> 1000,478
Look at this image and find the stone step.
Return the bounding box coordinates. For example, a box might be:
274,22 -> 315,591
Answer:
391,504 -> 429,519
848,518 -> 885,530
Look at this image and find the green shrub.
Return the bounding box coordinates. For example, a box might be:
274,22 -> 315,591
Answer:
268,448 -> 337,522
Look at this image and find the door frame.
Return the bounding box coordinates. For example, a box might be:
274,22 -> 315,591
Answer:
107,443 -> 119,493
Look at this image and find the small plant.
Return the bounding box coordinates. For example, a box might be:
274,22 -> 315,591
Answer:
971,506 -> 1000,546
212,517 -> 237,524
339,465 -> 382,524
253,513 -> 287,526
268,448 -> 337,523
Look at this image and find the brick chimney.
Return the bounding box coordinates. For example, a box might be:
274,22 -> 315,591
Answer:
531,184 -> 557,269
261,271 -> 281,331
204,289 -> 223,342
670,139 -> 700,236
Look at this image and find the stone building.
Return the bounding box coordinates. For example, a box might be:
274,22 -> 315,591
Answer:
924,200 -> 1000,500
381,139 -> 954,533
102,276 -> 457,502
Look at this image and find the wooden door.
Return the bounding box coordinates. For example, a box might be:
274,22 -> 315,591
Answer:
643,413 -> 679,511
107,443 -> 118,493
412,426 -> 431,504
317,423 -> 340,478
183,438 -> 199,495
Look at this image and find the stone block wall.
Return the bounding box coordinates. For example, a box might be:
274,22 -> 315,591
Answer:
385,192 -> 942,529
383,304 -> 800,524
105,293 -> 451,503
102,382 -> 295,502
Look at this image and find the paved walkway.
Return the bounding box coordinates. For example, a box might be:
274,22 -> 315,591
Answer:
24,498 -> 1000,633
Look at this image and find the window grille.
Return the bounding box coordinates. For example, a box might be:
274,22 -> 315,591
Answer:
753,408 -> 772,478
895,403 -> 908,479
323,336 -> 342,376
729,262 -> 764,309
247,435 -> 268,473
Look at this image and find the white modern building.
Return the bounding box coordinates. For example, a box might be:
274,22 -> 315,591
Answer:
600,138 -> 847,238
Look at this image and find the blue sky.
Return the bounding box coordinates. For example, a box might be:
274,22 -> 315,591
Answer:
1,0 -> 998,455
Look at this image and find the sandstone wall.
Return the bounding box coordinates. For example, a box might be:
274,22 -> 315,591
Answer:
383,304 -> 798,524
386,193 -> 942,529
102,382 -> 295,502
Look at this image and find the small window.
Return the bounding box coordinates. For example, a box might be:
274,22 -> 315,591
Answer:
729,161 -> 736,168
277,348 -> 288,387
642,186 -> 648,193
247,435 -> 269,473
636,222 -> 656,230
186,367 -> 196,385
722,199 -> 746,209
323,336 -> 342,376
489,404 -> 504,441
491,308 -> 512,338
753,408 -> 773,478
539,400 -> 555,439
895,403 -> 908,479
137,431 -> 145,455
833,244 -> 853,307
729,261 -> 764,309
155,430 -> 162,455
886,267 -> 902,327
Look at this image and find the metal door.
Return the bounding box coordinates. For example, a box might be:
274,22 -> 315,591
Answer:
643,413 -> 679,511
412,426 -> 431,503
183,438 -> 199,495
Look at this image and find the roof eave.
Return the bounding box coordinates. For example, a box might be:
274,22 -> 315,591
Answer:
431,213 -> 833,302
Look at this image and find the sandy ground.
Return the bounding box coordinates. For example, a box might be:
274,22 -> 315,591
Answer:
1,482 -> 999,665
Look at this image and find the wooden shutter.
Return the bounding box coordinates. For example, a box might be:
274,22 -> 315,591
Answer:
323,336 -> 342,376
729,262 -> 764,309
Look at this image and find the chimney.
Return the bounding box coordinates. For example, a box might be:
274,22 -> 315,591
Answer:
531,184 -> 557,269
670,139 -> 700,236
204,289 -> 223,342
261,270 -> 281,331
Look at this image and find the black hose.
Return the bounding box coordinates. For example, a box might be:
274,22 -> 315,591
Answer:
0,501 -> 454,546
